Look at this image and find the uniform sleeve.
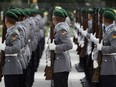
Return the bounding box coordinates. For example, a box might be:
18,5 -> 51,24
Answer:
5,30 -> 22,54
55,29 -> 73,53
102,31 -> 116,54
17,26 -> 25,48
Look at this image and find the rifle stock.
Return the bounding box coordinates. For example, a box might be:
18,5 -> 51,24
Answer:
44,23 -> 55,80
92,8 -> 103,83
76,9 -> 82,54
79,9 -> 88,57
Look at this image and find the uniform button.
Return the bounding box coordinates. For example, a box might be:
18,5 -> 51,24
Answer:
56,58 -> 59,59
28,39 -> 31,42
105,60 -> 107,62
8,60 -> 10,62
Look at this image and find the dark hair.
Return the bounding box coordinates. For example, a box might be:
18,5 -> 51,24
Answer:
52,16 -> 65,22
5,17 -> 17,25
103,17 -> 113,24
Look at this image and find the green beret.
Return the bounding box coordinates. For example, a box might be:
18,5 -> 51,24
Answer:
30,9 -> 37,15
10,9 -> 21,16
103,11 -> 115,20
88,8 -> 93,14
104,8 -> 115,16
80,8 -> 84,12
5,11 -> 18,20
24,8 -> 31,15
34,9 -> 39,14
16,8 -> 26,16
99,8 -> 105,14
53,9 -> 65,18
36,9 -> 43,15
60,8 -> 68,17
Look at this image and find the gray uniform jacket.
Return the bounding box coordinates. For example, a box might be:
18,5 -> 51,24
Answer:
16,22 -> 27,69
100,24 -> 116,75
54,22 -> 73,73
3,26 -> 23,75
21,19 -> 31,63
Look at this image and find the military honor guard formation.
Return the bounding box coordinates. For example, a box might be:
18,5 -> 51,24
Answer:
0,5 -> 116,87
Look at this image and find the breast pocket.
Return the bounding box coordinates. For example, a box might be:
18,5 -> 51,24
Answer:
101,56 -> 113,74
55,53 -> 64,60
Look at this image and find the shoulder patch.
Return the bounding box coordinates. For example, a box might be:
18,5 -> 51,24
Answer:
61,30 -> 67,36
10,29 -> 19,41
12,35 -> 17,40
11,34 -> 18,40
112,33 -> 116,38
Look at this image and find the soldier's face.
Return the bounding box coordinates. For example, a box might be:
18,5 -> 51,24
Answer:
88,14 -> 93,21
52,16 -> 57,25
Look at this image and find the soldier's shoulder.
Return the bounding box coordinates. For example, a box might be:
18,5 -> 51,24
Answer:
110,28 -> 116,39
55,22 -> 70,32
8,28 -> 20,41
10,27 -> 20,36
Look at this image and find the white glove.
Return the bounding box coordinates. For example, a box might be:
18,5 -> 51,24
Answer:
49,40 -> 56,50
93,60 -> 98,68
97,41 -> 103,51
76,23 -> 80,28
77,23 -> 80,28
94,38 -> 99,44
91,48 -> 98,60
0,43 -> 6,51
87,41 -> 92,55
90,33 -> 99,44
46,59 -> 51,67
74,23 -> 77,28
79,26 -> 83,33
82,29 -> 88,36
79,40 -> 84,47
73,30 -> 77,38
74,23 -> 80,29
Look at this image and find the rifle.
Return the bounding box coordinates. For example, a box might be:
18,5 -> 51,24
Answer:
76,9 -> 82,54
0,11 -> 7,82
44,22 -> 55,80
73,9 -> 79,44
79,9 -> 88,57
92,8 -> 103,82
44,5 -> 55,80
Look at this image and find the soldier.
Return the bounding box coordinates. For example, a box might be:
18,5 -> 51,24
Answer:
80,8 -> 94,85
9,8 -> 27,87
49,8 -> 73,87
55,6 -> 71,26
34,9 -> 47,72
0,11 -> 23,87
96,10 -> 116,87
23,8 -> 36,87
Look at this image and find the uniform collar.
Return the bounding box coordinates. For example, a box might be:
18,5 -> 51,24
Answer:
7,25 -> 15,33
105,23 -> 114,32
55,22 -> 70,32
